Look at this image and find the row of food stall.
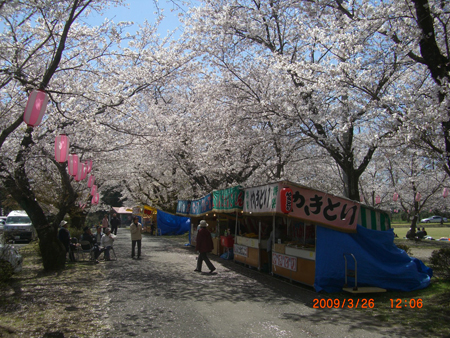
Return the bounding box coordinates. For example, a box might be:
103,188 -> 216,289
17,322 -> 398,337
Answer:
177,180 -> 432,292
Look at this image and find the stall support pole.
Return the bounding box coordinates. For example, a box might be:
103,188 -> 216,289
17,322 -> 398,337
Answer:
258,221 -> 261,271
271,215 -> 276,275
234,211 -> 238,263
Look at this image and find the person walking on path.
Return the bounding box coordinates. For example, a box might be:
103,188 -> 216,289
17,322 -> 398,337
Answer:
102,215 -> 109,233
110,213 -> 121,235
130,216 -> 144,259
101,228 -> 115,261
195,220 -> 216,274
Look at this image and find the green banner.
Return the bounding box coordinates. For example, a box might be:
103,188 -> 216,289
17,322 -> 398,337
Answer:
212,186 -> 244,212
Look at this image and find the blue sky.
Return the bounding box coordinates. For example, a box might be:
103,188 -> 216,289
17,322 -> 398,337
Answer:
86,0 -> 187,37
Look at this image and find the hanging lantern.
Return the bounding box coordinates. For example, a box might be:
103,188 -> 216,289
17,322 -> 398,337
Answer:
87,175 -> 95,188
23,89 -> 49,127
415,192 -> 421,202
75,163 -> 87,182
280,187 -> 293,214
393,192 -> 398,202
54,135 -> 69,163
443,188 -> 449,198
91,184 -> 97,196
68,154 -> 79,176
360,194 -> 364,202
91,192 -> 99,205
375,195 -> 381,204
85,159 -> 93,174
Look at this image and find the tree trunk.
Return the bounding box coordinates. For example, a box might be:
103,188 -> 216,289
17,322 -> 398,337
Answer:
37,226 -> 67,270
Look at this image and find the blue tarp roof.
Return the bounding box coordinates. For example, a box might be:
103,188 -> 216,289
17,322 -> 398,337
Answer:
314,225 -> 432,293
156,210 -> 190,236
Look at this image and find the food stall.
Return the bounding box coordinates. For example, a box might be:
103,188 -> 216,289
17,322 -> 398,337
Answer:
176,187 -> 244,256
242,181 -> 389,287
132,205 -> 158,234
176,194 -> 219,253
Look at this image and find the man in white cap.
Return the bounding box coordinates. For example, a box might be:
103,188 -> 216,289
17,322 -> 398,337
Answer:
195,220 -> 216,273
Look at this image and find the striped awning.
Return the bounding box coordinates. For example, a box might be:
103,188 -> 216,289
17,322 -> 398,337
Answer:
358,206 -> 391,231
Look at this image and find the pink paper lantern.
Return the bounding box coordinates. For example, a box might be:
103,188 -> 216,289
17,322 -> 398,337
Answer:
415,192 -> 421,202
87,175 -> 95,188
54,135 -> 69,163
393,192 -> 398,201
375,195 -> 381,204
443,188 -> 449,198
75,163 -> 87,182
23,89 -> 49,127
68,154 -> 79,176
91,184 -> 97,196
91,193 -> 99,205
85,159 -> 93,174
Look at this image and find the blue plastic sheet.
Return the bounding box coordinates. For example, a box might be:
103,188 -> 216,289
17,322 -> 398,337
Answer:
314,225 -> 432,293
156,210 -> 190,235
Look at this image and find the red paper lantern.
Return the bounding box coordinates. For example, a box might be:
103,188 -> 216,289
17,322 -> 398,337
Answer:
280,187 -> 293,214
443,188 -> 449,198
393,192 -> 398,201
87,175 -> 95,188
85,159 -> 93,174
54,135 -> 69,163
375,195 -> 381,204
23,89 -> 49,127
68,154 -> 79,176
91,184 -> 97,196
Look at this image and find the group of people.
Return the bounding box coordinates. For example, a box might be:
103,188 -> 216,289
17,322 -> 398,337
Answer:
58,213 -> 120,263
81,225 -> 116,263
58,214 -> 217,274
406,227 -> 428,239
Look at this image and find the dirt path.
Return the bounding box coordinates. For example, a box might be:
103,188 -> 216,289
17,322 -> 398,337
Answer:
100,231 -> 418,338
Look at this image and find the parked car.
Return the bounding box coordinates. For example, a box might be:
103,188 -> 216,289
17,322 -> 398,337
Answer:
420,215 -> 448,223
3,210 -> 36,242
0,243 -> 23,280
0,216 -> 6,231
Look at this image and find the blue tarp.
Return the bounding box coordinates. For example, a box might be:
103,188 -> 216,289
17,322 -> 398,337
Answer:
314,225 -> 432,293
156,210 -> 190,236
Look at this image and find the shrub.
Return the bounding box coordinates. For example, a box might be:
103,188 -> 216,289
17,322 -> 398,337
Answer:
429,247 -> 450,280
396,243 -> 412,256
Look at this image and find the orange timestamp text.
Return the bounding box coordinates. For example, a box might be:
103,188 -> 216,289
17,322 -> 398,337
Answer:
313,298 -> 374,309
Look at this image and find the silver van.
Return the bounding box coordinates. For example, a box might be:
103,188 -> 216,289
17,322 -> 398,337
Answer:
3,210 -> 36,242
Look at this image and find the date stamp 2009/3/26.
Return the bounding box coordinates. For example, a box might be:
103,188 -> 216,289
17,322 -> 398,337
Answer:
313,298 -> 423,309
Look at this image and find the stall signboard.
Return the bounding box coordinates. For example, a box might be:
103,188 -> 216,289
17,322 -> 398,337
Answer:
234,244 -> 248,257
244,182 -> 360,232
273,252 -> 297,271
285,184 -> 360,232
190,194 -> 213,216
244,184 -> 279,213
176,200 -> 191,215
212,186 -> 244,212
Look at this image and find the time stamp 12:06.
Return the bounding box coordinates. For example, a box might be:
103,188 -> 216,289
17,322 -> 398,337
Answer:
313,298 -> 423,309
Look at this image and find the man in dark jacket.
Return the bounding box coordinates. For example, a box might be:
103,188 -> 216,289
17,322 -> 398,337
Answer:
195,220 -> 216,273
110,213 -> 121,235
58,220 -> 76,262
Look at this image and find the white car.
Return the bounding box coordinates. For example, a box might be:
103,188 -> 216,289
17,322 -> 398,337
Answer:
420,215 -> 448,223
3,210 -> 36,242
0,243 -> 23,280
